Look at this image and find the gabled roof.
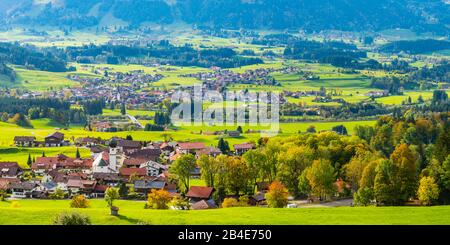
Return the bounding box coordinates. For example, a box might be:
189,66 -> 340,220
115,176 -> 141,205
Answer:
233,143 -> 255,150
134,180 -> 166,190
0,162 -> 21,176
178,142 -> 206,150
127,148 -> 161,158
14,136 -> 36,142
123,158 -> 148,167
119,168 -> 147,177
46,132 -> 64,140
191,199 -> 217,210
186,186 -> 214,199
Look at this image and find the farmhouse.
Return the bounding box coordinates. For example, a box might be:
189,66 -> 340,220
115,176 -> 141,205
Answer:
14,136 -> 36,147
139,160 -> 168,176
67,179 -> 97,195
233,143 -> 256,155
10,182 -> 37,198
195,147 -> 222,158
45,132 -> 65,147
0,162 -> 22,178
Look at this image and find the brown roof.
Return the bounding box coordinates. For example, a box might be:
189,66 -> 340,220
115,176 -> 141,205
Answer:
14,136 -> 36,142
127,148 -> 161,158
117,140 -> 142,148
67,179 -> 97,189
233,143 -> 255,150
196,147 -> 222,156
124,158 -> 148,167
46,132 -> 64,140
178,142 -> 206,150
0,162 -> 22,176
119,168 -> 148,177
186,186 -> 214,199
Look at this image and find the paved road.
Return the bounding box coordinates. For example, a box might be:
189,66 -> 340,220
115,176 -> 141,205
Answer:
127,114 -> 144,129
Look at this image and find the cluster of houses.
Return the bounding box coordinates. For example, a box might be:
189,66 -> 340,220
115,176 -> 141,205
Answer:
2,136 -> 257,210
179,67 -> 300,90
14,132 -> 67,147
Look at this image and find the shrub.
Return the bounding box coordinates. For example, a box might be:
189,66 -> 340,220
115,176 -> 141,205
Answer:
169,196 -> 190,210
70,195 -> 90,208
0,190 -> 7,201
265,181 -> 289,208
53,212 -> 91,225
49,188 -> 66,199
146,189 -> 171,209
354,187 -> 374,206
222,198 -> 240,208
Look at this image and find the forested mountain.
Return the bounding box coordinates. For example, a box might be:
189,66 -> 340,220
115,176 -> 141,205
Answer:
0,0 -> 448,34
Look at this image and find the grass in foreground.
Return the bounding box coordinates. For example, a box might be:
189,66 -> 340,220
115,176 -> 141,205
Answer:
0,200 -> 449,225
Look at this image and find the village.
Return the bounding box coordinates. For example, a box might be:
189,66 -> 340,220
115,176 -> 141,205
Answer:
2,131 -> 262,210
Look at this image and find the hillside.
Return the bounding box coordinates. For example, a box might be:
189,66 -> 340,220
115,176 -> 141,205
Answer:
0,0 -> 448,34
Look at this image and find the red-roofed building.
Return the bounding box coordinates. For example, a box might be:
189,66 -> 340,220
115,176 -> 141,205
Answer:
177,142 -> 206,154
119,168 -> 148,181
186,186 -> 215,202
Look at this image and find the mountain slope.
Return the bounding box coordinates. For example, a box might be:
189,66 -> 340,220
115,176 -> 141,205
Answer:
0,0 -> 448,34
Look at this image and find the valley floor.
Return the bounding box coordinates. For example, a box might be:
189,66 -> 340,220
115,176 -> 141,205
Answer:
0,200 -> 449,225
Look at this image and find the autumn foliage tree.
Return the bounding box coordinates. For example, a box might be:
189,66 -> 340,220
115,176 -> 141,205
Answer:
265,181 -> 289,208
146,189 -> 172,209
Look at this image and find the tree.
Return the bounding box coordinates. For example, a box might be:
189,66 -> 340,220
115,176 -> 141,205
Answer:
277,146 -> 314,196
27,154 -> 32,168
105,187 -> 120,215
236,126 -> 243,134
305,159 -> 336,200
418,176 -> 439,206
221,197 -> 240,208
120,102 -> 126,115
42,151 -> 46,157
374,160 -> 401,205
265,181 -> 289,208
118,182 -> 129,198
197,155 -> 217,188
371,123 -> 394,157
331,125 -> 348,135
306,125 -> 316,133
243,149 -> 266,188
224,156 -> 250,196
126,135 -> 133,140
49,188 -> 66,199
390,144 -> 417,201
146,189 -> 171,209
75,148 -> 80,159
170,154 -> 196,193
354,187 -> 374,206
217,138 -> 230,154
70,195 -> 90,208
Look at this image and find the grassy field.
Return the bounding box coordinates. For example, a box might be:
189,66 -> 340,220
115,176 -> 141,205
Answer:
0,199 -> 449,225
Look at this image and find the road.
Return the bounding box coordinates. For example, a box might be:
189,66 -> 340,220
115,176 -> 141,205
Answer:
127,114 -> 144,129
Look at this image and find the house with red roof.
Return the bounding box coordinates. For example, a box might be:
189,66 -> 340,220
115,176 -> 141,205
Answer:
177,142 -> 206,154
186,186 -> 215,203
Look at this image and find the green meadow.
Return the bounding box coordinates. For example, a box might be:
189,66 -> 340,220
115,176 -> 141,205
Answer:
0,199 -> 449,225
